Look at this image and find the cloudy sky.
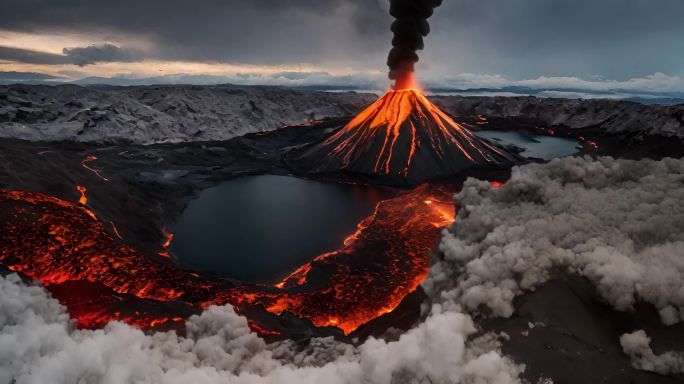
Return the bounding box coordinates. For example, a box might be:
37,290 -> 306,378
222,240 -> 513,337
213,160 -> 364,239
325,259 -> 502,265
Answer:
1,0 -> 683,92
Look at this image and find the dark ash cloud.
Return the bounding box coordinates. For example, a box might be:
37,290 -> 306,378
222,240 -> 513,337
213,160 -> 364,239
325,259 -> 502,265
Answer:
386,0 -> 442,81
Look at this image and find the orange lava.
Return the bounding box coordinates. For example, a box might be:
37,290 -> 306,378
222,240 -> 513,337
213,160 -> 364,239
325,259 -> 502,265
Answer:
162,229 -> 174,248
393,71 -> 421,92
0,184 -> 455,335
246,184 -> 455,334
81,155 -> 109,181
315,89 -> 511,179
0,189 -> 240,308
248,321 -> 282,335
76,185 -> 88,205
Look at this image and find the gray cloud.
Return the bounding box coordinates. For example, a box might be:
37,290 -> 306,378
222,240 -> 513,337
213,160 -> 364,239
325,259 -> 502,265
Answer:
0,44 -> 142,66
425,156 -> 684,325
621,330 -> 684,375
0,0 -> 682,80
0,0 -> 390,69
62,43 -> 143,66
0,46 -> 71,65
423,0 -> 684,79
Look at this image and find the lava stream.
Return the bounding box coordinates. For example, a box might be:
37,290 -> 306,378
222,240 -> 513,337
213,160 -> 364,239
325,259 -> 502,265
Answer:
292,88 -> 517,185
0,184 -> 454,335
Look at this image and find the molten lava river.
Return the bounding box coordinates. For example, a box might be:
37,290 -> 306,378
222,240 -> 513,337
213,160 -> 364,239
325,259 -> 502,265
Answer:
0,182 -> 455,335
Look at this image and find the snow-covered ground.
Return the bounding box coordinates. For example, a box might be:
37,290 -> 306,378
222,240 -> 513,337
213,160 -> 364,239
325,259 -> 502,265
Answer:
1,84 -> 683,145
0,84 -> 377,144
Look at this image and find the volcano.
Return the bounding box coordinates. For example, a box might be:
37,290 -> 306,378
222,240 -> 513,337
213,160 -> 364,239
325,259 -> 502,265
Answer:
291,88 -> 518,185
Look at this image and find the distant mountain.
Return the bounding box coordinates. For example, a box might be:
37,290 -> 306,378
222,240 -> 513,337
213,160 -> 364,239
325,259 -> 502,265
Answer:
2,71 -> 683,105
428,86 -> 684,106
0,71 -> 63,84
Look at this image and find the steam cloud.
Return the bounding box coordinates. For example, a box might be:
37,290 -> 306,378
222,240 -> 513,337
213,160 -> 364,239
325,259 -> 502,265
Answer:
424,156 -> 684,326
0,272 -> 522,383
620,330 -> 684,375
387,0 -> 443,81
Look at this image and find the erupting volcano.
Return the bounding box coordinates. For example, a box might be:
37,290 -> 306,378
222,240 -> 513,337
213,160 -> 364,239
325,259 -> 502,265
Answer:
291,0 -> 517,185
292,75 -> 518,185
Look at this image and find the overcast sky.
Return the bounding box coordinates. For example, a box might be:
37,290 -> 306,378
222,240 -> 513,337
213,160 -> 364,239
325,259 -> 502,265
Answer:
0,0 -> 683,91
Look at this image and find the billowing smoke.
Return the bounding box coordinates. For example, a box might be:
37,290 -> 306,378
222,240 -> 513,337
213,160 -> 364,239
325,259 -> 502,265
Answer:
387,0 -> 443,85
0,272 -> 522,383
620,330 -> 684,375
424,156 -> 684,325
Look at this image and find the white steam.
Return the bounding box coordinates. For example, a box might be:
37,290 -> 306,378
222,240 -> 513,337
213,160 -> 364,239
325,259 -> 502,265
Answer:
620,330 -> 684,375
0,274 -> 522,384
425,156 -> 684,325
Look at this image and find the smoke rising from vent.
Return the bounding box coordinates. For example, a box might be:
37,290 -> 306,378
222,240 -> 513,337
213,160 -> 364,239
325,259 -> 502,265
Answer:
387,0 -> 443,85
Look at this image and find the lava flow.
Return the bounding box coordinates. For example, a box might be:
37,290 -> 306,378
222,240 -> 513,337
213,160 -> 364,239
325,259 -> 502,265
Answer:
243,183 -> 455,334
292,75 -> 517,185
81,155 -> 109,181
0,184 -> 454,335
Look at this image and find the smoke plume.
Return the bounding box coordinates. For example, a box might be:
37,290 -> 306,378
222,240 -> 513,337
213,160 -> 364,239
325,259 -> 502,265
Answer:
387,0 -> 443,83
424,156 -> 684,325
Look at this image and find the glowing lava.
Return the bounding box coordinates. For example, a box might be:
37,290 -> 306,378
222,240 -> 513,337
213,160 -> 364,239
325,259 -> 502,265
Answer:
81,155 -> 109,181
232,184 -> 456,334
76,185 -> 88,205
159,228 -> 174,258
0,184 -> 454,335
292,86 -> 516,185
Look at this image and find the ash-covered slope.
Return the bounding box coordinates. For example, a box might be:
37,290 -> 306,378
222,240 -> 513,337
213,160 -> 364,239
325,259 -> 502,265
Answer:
0,84 -> 376,144
2,83 -> 682,145
290,89 -> 518,185
433,96 -> 684,139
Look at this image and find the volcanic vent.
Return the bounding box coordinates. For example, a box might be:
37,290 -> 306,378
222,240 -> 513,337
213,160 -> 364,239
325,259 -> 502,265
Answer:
290,85 -> 518,185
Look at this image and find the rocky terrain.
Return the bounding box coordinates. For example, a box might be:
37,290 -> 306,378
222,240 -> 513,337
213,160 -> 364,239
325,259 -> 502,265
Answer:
434,95 -> 684,139
1,84 -> 683,145
0,84 -> 376,144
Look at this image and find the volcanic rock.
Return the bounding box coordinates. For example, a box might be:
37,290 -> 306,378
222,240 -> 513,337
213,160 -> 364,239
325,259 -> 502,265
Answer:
0,84 -> 377,144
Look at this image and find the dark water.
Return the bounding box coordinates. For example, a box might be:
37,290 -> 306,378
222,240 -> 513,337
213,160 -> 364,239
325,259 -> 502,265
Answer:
476,130 -> 580,160
170,175 -> 388,283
